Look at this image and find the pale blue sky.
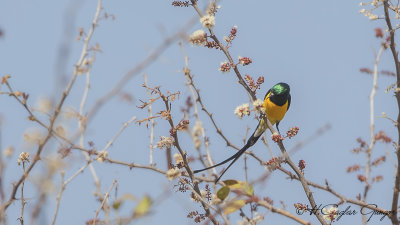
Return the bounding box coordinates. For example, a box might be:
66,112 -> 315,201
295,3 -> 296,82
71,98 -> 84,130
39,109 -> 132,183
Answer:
0,0 -> 397,224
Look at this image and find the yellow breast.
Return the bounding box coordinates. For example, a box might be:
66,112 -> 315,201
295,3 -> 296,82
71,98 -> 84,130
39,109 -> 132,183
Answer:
263,94 -> 289,125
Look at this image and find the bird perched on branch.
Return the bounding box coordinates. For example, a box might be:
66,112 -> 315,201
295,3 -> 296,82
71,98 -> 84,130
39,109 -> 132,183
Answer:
193,82 -> 291,183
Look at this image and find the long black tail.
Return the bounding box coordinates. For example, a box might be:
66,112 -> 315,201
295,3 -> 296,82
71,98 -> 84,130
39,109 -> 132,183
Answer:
193,130 -> 262,183
193,143 -> 249,174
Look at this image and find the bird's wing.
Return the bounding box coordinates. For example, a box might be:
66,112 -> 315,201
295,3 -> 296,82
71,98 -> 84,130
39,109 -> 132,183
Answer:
253,117 -> 268,138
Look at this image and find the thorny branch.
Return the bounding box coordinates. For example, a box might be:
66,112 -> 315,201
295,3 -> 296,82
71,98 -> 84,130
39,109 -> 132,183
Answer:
154,88 -> 219,224
276,140 -> 328,225
189,0 -> 256,101
179,43 -> 219,183
183,178 -> 231,225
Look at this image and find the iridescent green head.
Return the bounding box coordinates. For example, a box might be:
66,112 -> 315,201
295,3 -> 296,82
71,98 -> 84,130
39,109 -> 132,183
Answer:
267,82 -> 291,107
271,82 -> 290,95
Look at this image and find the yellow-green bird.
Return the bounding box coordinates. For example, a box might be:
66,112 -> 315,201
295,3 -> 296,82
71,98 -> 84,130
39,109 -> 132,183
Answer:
193,82 -> 291,183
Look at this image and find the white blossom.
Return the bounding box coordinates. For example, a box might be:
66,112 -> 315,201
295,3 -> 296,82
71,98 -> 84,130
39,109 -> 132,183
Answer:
156,136 -> 174,149
234,103 -> 250,119
200,15 -> 215,28
173,153 -> 183,164
322,206 -> 338,222
166,167 -> 181,181
97,151 -> 108,163
17,152 -> 30,165
252,99 -> 265,113
188,29 -> 207,46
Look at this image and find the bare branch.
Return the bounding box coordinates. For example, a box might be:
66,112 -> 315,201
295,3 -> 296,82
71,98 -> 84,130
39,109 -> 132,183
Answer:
362,44 -> 385,224
144,75 -> 156,165
383,1 -> 400,223
257,200 -> 313,225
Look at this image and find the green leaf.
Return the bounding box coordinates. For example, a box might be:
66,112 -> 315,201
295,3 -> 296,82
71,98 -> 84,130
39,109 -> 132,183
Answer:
223,199 -> 246,215
222,179 -> 238,186
113,199 -> 122,210
223,180 -> 254,196
133,195 -> 152,218
112,193 -> 136,210
240,182 -> 254,196
121,193 -> 136,201
217,186 -> 230,201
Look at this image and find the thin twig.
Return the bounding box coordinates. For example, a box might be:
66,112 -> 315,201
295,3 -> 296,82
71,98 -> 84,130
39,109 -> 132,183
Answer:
144,75 -> 156,165
19,163 -> 26,225
105,158 -> 214,183
155,89 -> 219,224
92,180 -> 117,225
261,132 -> 274,158
65,162 -> 91,185
77,45 -> 103,208
184,178 -> 231,225
190,0 -> 256,101
74,0 -> 104,211
50,161 -> 91,225
3,81 -> 91,154
79,62 -> 93,124
362,44 -> 384,225
179,43 -> 219,182
101,115 -> 137,153
50,171 -> 65,225
276,139 -> 328,225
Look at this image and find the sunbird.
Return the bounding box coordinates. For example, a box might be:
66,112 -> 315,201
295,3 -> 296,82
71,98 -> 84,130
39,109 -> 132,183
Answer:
193,82 -> 291,183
